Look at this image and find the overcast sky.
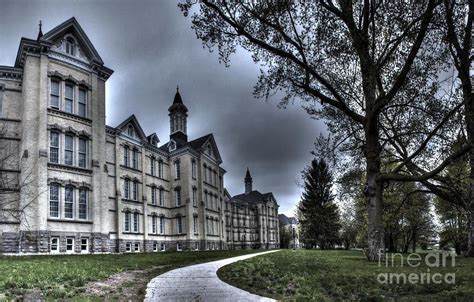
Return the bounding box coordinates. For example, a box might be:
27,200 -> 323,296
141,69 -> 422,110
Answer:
0,0 -> 326,216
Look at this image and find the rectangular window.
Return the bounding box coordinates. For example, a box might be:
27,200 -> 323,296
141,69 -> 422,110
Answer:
124,179 -> 130,199
152,216 -> 157,234
78,88 -> 87,117
160,243 -> 166,252
158,160 -> 164,178
174,160 -> 180,179
64,134 -> 74,165
50,80 -> 60,109
126,242 -> 132,252
132,181 -> 138,200
132,150 -> 138,169
192,160 -> 196,179
151,158 -> 155,176
175,189 -> 181,206
134,243 -> 140,252
50,237 -> 59,253
66,237 -> 74,253
177,243 -> 182,251
153,243 -> 158,252
160,216 -> 164,234
177,217 -> 182,234
133,212 -> 139,233
193,216 -> 198,234
79,188 -> 87,219
124,146 -> 129,166
49,132 -> 59,164
192,188 -> 197,207
65,186 -> 74,219
65,83 -> 74,113
49,184 -> 59,217
159,189 -> 164,206
125,212 -> 131,232
78,138 -> 87,168
151,187 -> 156,205
204,193 -> 208,208
81,238 -> 89,253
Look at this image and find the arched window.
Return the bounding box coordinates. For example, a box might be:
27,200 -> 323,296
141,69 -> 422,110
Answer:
65,37 -> 76,56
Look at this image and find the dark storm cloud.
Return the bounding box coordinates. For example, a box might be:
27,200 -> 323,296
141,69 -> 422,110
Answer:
0,0 -> 326,216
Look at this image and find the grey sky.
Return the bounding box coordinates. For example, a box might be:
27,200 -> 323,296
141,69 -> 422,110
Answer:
0,0 -> 326,216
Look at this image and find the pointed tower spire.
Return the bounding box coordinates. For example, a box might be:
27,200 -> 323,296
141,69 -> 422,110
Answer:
37,20 -> 43,41
168,87 -> 189,146
245,168 -> 253,194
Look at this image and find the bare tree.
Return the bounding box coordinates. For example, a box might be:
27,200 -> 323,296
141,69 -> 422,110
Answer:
0,120 -> 39,252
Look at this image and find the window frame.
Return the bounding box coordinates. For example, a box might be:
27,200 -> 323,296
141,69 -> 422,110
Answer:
133,212 -> 139,233
64,82 -> 74,114
50,237 -> 60,253
66,237 -> 75,254
78,137 -> 87,168
124,212 -> 131,232
78,88 -> 87,117
49,131 -> 60,164
50,79 -> 60,109
64,134 -> 74,166
80,238 -> 89,253
177,216 -> 183,234
64,186 -> 75,219
49,184 -> 60,218
78,188 -> 88,220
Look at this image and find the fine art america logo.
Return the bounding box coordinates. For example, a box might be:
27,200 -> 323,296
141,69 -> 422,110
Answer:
377,251 -> 456,285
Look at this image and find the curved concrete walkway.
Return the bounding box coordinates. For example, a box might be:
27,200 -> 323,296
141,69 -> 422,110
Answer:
145,250 -> 280,302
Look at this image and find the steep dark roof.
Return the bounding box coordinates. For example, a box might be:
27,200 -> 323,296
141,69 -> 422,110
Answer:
278,214 -> 298,226
278,214 -> 290,226
168,88 -> 188,113
231,190 -> 272,205
188,134 -> 213,150
245,168 -> 252,181
159,133 -> 220,156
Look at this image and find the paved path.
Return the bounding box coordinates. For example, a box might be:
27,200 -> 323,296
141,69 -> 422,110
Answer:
144,250 -> 280,302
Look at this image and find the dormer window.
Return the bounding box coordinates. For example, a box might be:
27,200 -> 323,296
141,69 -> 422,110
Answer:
169,140 -> 176,152
65,37 -> 76,56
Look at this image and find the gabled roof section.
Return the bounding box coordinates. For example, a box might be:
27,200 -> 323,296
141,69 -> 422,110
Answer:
147,133 -> 160,143
41,17 -> 104,65
115,114 -> 147,141
188,134 -> 222,164
232,190 -> 278,206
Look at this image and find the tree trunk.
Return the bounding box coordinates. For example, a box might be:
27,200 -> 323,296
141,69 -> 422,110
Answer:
365,126 -> 385,261
464,86 -> 474,256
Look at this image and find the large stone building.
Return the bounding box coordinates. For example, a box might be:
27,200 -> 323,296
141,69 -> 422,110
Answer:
0,17 -> 279,254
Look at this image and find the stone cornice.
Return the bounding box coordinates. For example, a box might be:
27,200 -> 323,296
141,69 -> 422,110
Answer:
0,66 -> 23,81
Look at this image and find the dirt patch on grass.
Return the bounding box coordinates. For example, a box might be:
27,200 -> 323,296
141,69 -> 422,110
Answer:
83,265 -> 171,301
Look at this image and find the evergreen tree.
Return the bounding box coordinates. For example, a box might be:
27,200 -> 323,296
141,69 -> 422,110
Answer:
297,159 -> 340,249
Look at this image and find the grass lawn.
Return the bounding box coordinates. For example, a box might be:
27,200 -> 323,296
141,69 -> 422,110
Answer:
0,249 -> 262,301
217,249 -> 474,301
